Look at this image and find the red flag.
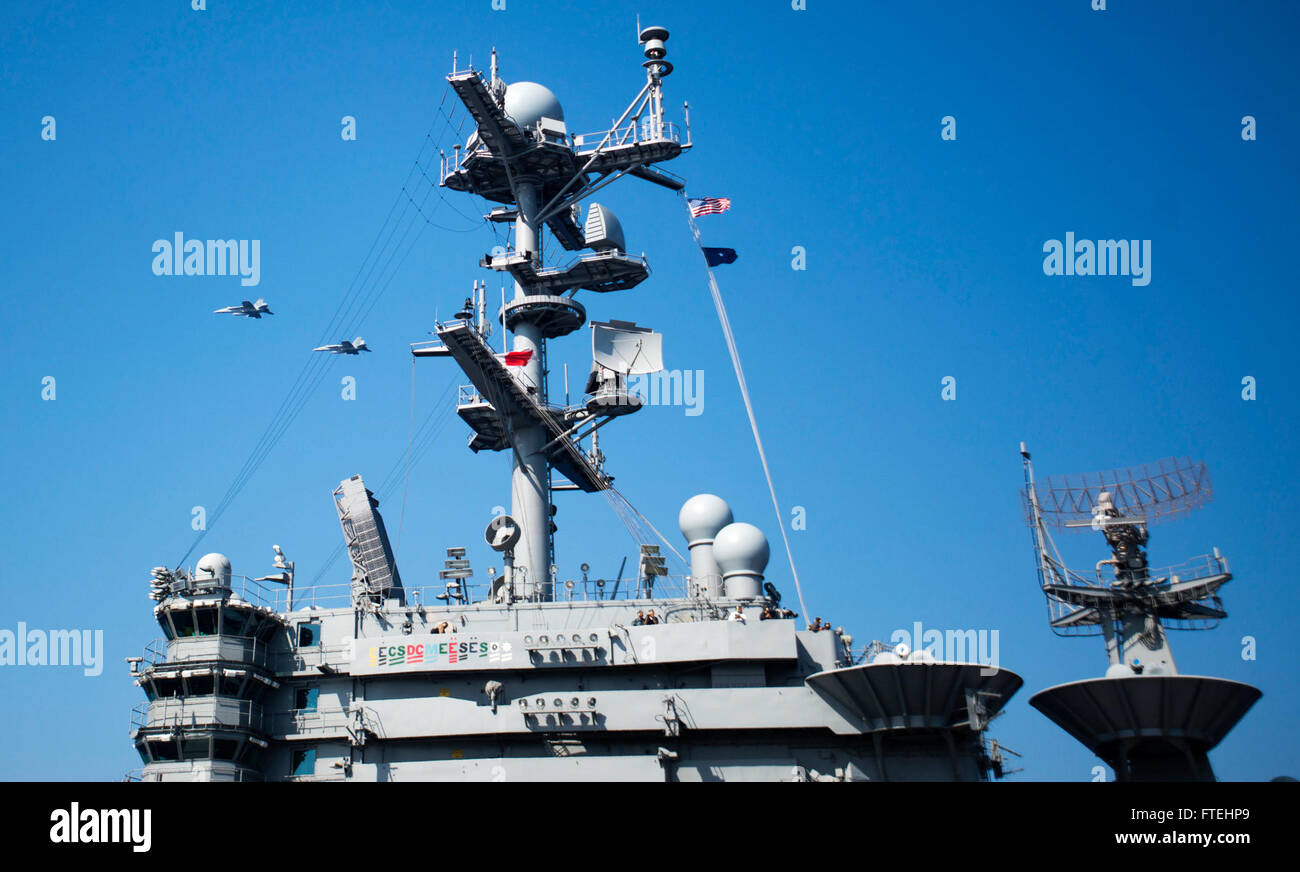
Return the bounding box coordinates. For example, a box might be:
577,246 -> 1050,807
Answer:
504,350 -> 533,367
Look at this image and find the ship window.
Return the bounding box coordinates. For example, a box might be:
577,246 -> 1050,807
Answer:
196,607 -> 217,636
221,608 -> 248,636
219,676 -> 244,697
294,686 -> 319,712
153,741 -> 180,762
291,747 -> 316,777
212,739 -> 238,761
188,674 -> 214,696
135,745 -> 149,764
297,622 -> 321,648
181,738 -> 209,759
172,610 -> 195,638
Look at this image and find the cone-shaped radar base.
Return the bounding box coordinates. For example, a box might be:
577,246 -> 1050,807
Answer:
1031,675 -> 1260,782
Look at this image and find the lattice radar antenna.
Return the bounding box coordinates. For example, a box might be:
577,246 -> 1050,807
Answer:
1019,444 -> 1232,655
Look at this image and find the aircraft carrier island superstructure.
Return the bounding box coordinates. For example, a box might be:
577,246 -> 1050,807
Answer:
127,27 -> 1024,782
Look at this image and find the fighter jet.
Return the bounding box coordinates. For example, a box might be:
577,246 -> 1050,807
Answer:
214,298 -> 274,318
313,337 -> 370,355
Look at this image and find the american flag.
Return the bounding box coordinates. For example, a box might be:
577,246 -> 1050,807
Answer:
688,197 -> 731,217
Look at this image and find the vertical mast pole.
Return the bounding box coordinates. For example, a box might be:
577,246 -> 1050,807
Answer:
508,179 -> 553,600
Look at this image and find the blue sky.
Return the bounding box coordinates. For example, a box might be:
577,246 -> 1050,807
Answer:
1,0 -> 1297,781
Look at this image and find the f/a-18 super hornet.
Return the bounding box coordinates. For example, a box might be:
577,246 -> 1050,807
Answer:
313,337 -> 370,355
213,298 -> 274,318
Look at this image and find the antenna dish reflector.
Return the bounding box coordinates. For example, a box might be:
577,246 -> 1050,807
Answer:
583,203 -> 626,252
484,515 -> 521,552
591,320 -> 663,374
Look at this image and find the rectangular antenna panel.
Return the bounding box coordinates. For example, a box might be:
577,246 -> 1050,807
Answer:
334,475 -> 405,604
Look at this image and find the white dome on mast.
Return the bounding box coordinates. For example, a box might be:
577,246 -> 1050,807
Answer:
713,522 -> 770,599
678,494 -> 733,546
195,553 -> 231,585
503,81 -> 564,127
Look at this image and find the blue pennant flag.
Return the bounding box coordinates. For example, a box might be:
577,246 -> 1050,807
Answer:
703,247 -> 738,267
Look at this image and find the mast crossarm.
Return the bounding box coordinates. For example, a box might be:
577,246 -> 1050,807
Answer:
435,322 -> 610,493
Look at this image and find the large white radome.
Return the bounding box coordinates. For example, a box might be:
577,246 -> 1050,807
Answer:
713,522 -> 770,579
503,81 -> 564,128
195,552 -> 232,584
678,494 -> 733,546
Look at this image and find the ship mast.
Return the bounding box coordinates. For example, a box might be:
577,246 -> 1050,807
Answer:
417,26 -> 689,601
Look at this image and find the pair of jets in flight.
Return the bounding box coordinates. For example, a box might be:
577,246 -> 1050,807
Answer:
213,298 -> 370,354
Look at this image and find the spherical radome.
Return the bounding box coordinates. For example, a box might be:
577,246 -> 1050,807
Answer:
713,522 -> 770,578
503,81 -> 564,128
678,494 -> 733,545
196,552 -> 232,583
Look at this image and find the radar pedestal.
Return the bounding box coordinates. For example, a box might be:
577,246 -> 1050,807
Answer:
1020,448 -> 1261,781
1031,674 -> 1260,782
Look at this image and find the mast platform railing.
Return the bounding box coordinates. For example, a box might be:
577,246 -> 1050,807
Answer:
573,120 -> 681,150
1045,552 -> 1229,590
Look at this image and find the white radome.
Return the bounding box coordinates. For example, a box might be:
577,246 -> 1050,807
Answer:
713,522 -> 770,579
678,494 -> 734,546
503,81 -> 564,128
195,552 -> 232,584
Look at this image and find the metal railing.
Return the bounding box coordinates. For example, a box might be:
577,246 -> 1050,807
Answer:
156,575 -> 748,620
273,641 -> 352,674
124,766 -> 264,783
132,697 -> 265,733
156,573 -> 286,610
459,384 -> 485,406
552,574 -> 689,602
1044,552 -> 1230,590
270,574 -> 692,613
572,120 -> 681,150
141,635 -> 271,670
1097,552 -> 1228,587
271,705 -> 352,737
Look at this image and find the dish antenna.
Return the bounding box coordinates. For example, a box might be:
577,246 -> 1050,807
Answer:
485,515 -> 521,552
591,319 -> 663,374
586,320 -> 663,417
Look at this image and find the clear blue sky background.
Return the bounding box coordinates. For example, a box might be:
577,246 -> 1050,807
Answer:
1,0 -> 1296,781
